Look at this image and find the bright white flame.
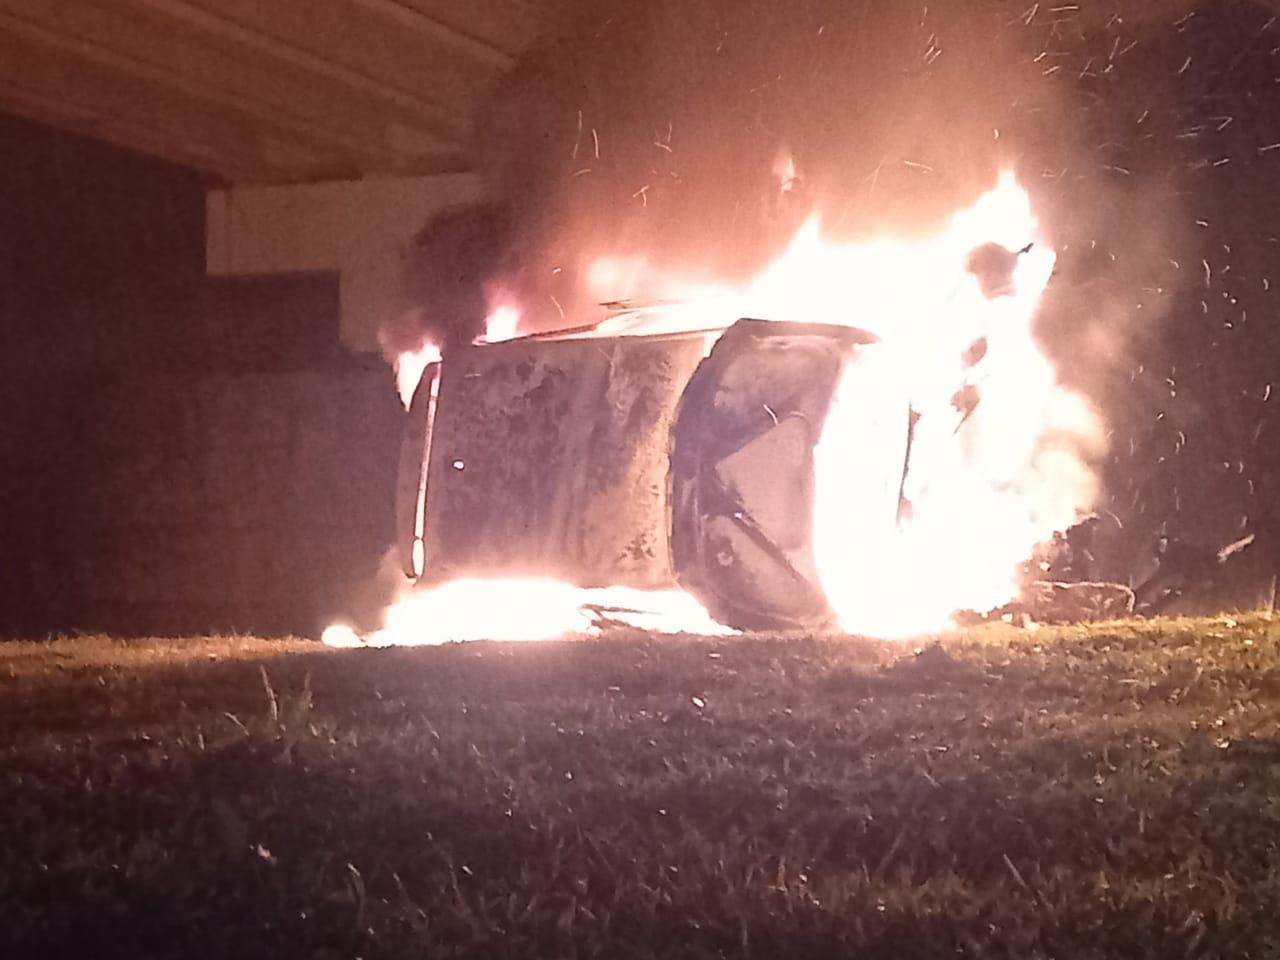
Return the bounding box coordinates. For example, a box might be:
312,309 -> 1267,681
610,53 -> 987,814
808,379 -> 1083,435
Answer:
324,578 -> 732,647
806,176 -> 1102,636
394,341 -> 441,411
321,623 -> 364,648
579,172 -> 1103,637
483,305 -> 520,343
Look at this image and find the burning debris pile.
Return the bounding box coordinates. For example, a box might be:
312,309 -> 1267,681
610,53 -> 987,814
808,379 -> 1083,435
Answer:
331,1 -> 1280,645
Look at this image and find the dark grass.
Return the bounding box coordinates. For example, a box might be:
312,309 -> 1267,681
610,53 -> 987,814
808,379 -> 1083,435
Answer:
3,619 -> 1280,958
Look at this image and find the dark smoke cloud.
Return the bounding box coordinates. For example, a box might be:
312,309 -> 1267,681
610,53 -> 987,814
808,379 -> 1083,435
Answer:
382,203 -> 511,355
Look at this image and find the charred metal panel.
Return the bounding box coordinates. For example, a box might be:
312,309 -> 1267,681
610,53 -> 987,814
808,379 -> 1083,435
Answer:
669,320 -> 883,631
420,333 -> 710,588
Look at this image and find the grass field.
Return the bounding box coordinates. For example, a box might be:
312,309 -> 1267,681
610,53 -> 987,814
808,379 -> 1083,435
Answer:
3,618 -> 1280,958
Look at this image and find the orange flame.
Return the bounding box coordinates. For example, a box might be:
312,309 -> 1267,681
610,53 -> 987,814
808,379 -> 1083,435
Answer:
394,340 -> 441,411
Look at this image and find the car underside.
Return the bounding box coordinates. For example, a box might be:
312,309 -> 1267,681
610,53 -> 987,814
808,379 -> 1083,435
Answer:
396,310 -> 909,632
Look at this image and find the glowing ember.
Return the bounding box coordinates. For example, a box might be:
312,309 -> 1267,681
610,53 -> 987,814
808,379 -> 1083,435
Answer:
773,145 -> 798,192
394,340 -> 441,411
333,172 -> 1103,646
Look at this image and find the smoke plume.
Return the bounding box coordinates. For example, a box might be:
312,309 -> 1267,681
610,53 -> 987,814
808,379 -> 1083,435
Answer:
394,0 -> 1280,589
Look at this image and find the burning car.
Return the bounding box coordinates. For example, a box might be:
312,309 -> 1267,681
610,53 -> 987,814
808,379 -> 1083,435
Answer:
395,309 -> 908,633
333,174 -> 1111,646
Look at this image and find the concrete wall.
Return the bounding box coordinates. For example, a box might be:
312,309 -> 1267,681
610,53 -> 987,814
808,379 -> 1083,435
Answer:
206,173 -> 485,352
0,113 -> 404,637
73,367 -> 400,636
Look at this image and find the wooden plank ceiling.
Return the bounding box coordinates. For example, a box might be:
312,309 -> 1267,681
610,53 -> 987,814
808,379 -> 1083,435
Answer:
0,0 -> 540,183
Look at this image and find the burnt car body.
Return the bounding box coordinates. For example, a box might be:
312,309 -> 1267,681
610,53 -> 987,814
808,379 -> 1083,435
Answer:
396,311 -> 911,631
